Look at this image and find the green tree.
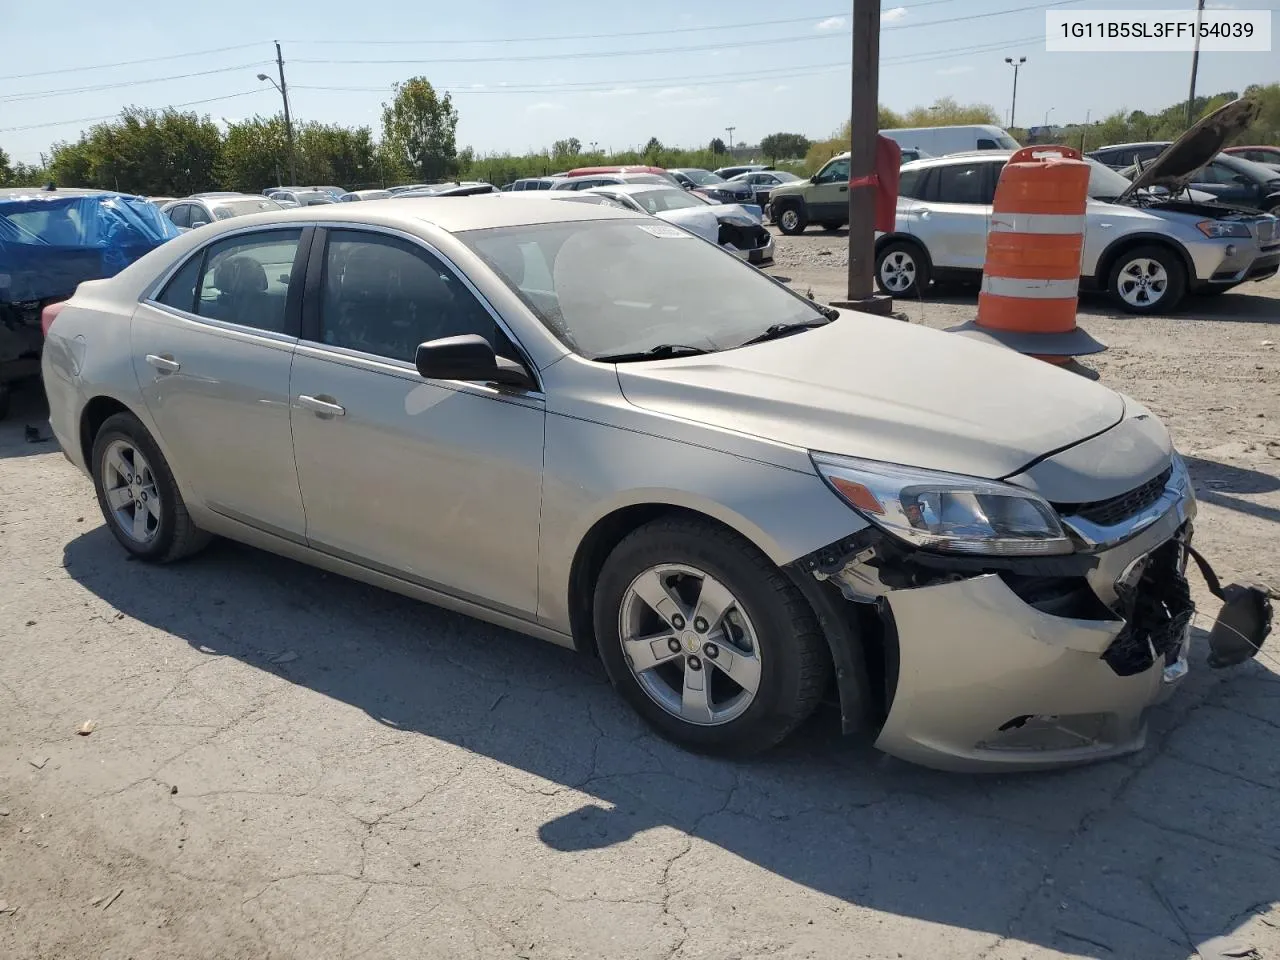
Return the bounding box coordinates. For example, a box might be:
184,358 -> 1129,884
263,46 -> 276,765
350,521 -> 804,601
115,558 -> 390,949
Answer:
643,136 -> 663,156
219,116 -> 292,192
901,97 -> 1000,127
709,137 -> 727,154
758,132 -> 811,163
552,137 -> 581,159
46,107 -> 221,194
296,122 -> 378,187
381,77 -> 459,181
0,146 -> 11,185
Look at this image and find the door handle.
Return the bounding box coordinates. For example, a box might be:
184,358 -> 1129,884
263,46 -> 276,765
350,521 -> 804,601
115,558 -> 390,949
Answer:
298,394 -> 346,417
839,185 -> 848,192
145,354 -> 180,374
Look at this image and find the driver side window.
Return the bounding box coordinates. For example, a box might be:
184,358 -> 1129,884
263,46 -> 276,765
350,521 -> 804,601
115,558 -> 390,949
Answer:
817,158 -> 850,184
317,230 -> 509,364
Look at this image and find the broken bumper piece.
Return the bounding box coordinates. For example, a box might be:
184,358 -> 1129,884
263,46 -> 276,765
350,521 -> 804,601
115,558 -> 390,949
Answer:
809,476 -> 1213,772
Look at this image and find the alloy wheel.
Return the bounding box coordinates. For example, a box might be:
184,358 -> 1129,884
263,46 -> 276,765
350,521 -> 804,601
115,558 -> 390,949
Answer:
618,564 -> 762,726
101,439 -> 161,544
880,250 -> 917,293
779,209 -> 800,232
1117,257 -> 1169,308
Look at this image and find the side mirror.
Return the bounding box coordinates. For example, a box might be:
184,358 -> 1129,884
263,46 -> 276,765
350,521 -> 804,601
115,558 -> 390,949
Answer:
191,220 -> 209,228
415,334 -> 533,389
810,174 -> 819,184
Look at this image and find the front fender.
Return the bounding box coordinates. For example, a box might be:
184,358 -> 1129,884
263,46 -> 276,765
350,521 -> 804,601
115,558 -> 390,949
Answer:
536,414 -> 867,633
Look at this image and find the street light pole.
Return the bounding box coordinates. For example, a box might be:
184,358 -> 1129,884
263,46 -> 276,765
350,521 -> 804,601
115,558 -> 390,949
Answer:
1004,56 -> 1026,130
257,42 -> 297,186
725,126 -> 736,156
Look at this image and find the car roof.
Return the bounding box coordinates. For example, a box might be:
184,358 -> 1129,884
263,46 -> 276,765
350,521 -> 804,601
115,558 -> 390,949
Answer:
901,150 -> 1013,169
188,195 -> 646,233
0,186 -> 138,199
1092,141 -> 1171,151
584,183 -> 680,196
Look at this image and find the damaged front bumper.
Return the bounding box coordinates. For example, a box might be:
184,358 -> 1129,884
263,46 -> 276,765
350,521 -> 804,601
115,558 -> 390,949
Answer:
801,465 -> 1212,772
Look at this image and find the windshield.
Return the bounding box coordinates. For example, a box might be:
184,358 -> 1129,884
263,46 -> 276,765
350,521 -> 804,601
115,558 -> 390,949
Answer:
1085,159 -> 1138,200
212,198 -> 283,219
996,134 -> 1020,149
627,188 -> 706,213
772,171 -> 801,182
681,169 -> 725,186
1225,155 -> 1280,184
461,219 -> 828,359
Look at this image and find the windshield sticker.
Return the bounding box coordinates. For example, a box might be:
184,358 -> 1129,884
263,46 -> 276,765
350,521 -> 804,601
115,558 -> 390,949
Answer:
637,224 -> 691,239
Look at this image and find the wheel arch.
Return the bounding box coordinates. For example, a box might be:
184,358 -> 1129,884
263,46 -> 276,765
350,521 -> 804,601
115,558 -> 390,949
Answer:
1094,232 -> 1195,289
567,502 -> 870,733
79,395 -> 137,471
874,232 -> 932,269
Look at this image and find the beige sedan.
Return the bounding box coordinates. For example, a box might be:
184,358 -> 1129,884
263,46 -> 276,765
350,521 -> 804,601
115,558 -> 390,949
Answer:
40,196 -> 1247,770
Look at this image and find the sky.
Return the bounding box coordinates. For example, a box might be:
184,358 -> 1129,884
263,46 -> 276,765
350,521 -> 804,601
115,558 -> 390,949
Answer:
2,0 -> 1277,165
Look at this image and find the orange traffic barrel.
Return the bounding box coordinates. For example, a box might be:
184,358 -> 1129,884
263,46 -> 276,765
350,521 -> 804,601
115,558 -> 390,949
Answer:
950,145 -> 1104,362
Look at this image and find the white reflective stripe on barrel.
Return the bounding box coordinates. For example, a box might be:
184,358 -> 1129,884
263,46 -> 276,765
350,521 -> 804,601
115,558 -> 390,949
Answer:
988,213 -> 1087,235
981,276 -> 1080,299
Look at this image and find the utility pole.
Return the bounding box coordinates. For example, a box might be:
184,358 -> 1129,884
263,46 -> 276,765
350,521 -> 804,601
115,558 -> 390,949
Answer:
725,126 -> 736,155
1004,56 -> 1026,131
1081,109 -> 1090,152
835,0 -> 891,313
1186,0 -> 1206,127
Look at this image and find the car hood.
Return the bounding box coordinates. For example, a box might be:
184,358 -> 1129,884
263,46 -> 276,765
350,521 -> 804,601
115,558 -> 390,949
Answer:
656,204 -> 761,243
1118,98 -> 1260,202
615,313 -> 1125,480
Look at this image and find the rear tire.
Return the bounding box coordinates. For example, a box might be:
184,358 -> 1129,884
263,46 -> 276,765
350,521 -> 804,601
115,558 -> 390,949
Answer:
875,240 -> 930,297
775,203 -> 808,236
91,412 -> 211,563
593,518 -> 830,756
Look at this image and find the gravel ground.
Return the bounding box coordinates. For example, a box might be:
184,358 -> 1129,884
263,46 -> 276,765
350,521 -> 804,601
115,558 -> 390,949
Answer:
1,235 -> 1278,960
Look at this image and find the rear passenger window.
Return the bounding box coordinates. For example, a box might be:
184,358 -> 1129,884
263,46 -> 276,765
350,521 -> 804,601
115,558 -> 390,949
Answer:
933,163 -> 989,204
194,229 -> 301,334
898,168 -> 922,199
154,252 -> 203,313
976,138 -> 998,150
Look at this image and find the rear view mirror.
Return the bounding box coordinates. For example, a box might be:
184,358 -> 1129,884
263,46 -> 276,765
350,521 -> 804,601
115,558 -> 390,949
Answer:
415,334 -> 533,389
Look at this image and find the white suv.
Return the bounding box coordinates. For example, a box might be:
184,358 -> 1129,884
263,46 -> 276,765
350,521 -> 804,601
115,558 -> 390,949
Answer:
874,100 -> 1279,314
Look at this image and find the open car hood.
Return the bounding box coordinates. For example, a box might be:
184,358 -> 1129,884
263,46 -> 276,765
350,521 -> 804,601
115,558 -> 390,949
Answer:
1118,98 -> 1260,202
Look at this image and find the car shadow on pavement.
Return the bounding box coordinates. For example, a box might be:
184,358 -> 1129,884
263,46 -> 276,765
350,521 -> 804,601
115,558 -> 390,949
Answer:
917,285 -> 1280,324
61,526 -> 1280,957
1187,454 -> 1280,526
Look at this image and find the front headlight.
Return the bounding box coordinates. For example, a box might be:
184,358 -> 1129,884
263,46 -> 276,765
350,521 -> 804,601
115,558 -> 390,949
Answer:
1196,220 -> 1251,239
812,453 -> 1073,556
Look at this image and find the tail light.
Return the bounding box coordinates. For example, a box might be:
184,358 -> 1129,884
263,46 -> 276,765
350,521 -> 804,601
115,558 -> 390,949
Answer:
41,300 -> 68,337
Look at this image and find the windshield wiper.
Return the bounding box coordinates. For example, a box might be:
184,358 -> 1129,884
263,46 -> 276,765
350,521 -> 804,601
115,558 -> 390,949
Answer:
593,343 -> 712,363
736,317 -> 832,348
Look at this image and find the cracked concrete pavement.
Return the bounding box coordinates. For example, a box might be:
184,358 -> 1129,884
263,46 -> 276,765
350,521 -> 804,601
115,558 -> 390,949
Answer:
1,258 -> 1278,960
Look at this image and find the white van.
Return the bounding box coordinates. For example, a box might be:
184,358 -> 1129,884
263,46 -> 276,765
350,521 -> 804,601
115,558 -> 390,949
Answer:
880,125 -> 1020,157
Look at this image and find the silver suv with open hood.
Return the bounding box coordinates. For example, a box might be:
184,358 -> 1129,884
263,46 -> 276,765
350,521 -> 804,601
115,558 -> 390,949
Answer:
876,98 -> 1280,314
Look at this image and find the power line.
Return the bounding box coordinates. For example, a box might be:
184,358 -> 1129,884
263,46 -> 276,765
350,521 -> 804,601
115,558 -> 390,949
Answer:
286,32 -> 1045,96
292,30 -> 849,65
0,63 -> 275,104
0,43 -> 264,82
0,90 -> 268,134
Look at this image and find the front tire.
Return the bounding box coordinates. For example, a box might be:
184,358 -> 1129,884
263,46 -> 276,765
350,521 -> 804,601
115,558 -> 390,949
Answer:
775,203 -> 808,236
91,412 -> 211,562
593,518 -> 830,756
1107,245 -> 1186,315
